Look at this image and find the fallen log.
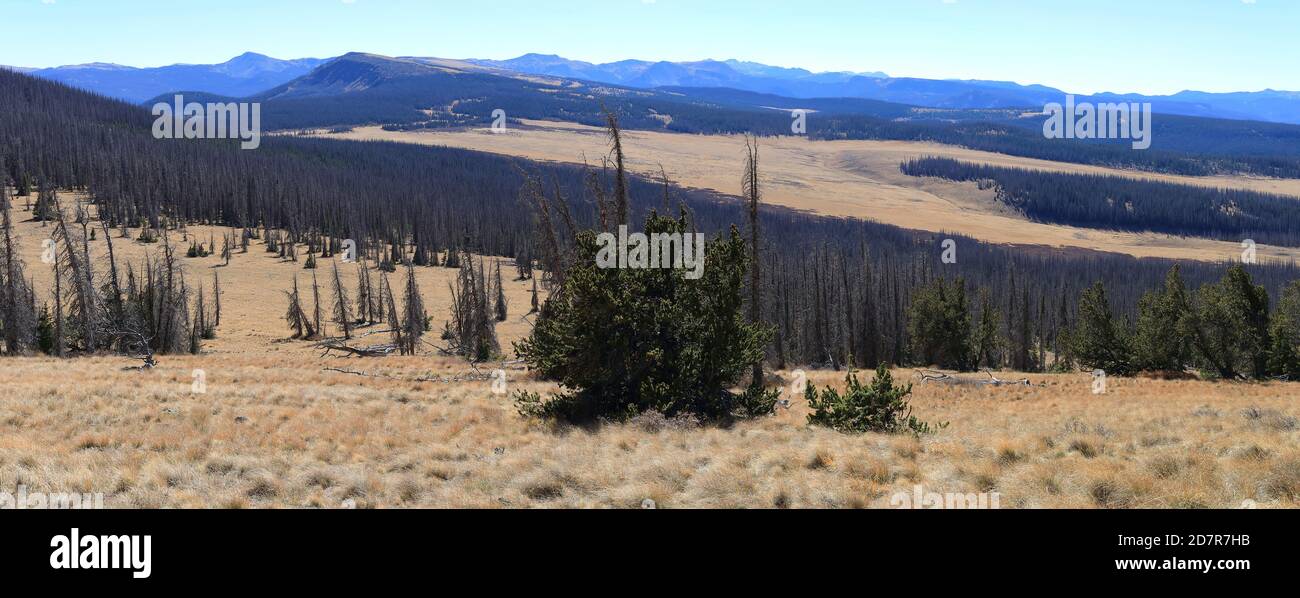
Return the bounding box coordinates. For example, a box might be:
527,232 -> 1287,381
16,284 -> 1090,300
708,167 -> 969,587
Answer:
317,340 -> 397,358
917,370 -> 1037,387
322,367 -> 496,384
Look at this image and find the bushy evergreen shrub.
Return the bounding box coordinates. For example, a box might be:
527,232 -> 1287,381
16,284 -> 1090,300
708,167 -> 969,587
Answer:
515,212 -> 771,422
805,365 -> 944,435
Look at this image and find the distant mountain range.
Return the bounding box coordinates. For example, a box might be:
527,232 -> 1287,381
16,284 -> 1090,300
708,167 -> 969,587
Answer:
125,53 -> 1300,181
468,54 -> 1300,125
20,52 -> 327,103
14,51 -> 1300,125
467,53 -> 889,91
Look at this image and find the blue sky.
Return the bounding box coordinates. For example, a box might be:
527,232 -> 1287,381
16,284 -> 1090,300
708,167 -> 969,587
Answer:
2,0 -> 1294,95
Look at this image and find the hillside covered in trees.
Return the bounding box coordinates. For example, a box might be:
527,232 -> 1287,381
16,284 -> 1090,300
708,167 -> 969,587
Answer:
6,68 -> 1300,381
901,157 -> 1300,246
149,53 -> 1300,179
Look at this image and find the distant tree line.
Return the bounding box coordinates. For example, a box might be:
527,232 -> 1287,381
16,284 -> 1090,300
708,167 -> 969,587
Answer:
754,230 -> 1300,375
818,113 -> 1300,179
901,157 -> 1300,246
895,263 -> 1300,381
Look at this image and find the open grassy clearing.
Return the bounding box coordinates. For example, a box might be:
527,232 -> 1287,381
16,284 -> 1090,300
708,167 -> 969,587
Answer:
313,120 -> 1300,263
2,210 -> 1298,509
3,352 -> 1298,509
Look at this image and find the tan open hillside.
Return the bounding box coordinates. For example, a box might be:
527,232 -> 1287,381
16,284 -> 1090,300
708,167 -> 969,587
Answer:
2,202 -> 1299,509
312,120 -> 1300,263
9,194 -> 542,355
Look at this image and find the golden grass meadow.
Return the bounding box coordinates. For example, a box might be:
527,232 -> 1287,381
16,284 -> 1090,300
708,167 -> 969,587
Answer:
2,210 -> 1299,509
315,120 -> 1300,263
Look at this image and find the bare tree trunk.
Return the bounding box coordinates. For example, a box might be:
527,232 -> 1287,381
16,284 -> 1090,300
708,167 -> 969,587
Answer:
605,110 -> 629,226
529,274 -> 539,314
330,262 -> 353,339
284,275 -> 309,339
356,261 -> 373,325
743,136 -> 764,386
493,261 -> 507,322
311,271 -> 323,339
53,258 -> 64,358
584,158 -> 611,232
383,272 -> 401,350
212,270 -> 222,328
1,191 -> 37,353
842,255 -> 857,367
100,218 -> 124,320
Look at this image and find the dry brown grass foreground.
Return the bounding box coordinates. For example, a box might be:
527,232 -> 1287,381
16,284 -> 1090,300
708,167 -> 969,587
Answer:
3,355 -> 1300,509
2,203 -> 1299,509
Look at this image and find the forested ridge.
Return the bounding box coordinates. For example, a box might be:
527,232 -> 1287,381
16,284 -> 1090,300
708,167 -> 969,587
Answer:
5,68 -> 1300,379
901,157 -> 1300,246
146,53 -> 1300,179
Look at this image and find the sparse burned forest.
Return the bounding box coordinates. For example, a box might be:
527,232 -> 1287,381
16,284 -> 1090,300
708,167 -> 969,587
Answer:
9,3 -> 1300,587
6,68 -> 1300,382
3,28 -> 1300,528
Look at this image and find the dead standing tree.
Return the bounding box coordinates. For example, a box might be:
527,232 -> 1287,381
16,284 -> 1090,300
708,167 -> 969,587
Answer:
284,274 -> 315,339
743,135 -> 765,388
445,255 -> 500,362
52,256 -> 64,357
103,236 -> 200,363
493,261 -> 508,322
212,270 -> 222,328
529,275 -> 539,315
380,270 -> 398,338
520,172 -> 569,289
524,109 -> 630,293
398,263 -> 425,356
330,262 -> 353,340
0,188 -> 37,353
99,216 -> 125,329
147,236 -> 193,355
51,195 -> 101,352
356,260 -> 377,326
606,110 -> 629,227
310,271 -> 324,340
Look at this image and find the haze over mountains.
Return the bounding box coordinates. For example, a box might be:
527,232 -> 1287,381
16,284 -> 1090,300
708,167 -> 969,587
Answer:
13,52 -> 326,103
470,54 -> 1300,125
13,51 -> 1300,125
467,53 -> 889,91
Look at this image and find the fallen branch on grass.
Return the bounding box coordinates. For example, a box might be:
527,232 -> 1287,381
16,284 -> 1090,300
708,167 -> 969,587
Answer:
917,370 -> 1036,387
321,367 -> 496,383
316,341 -> 398,358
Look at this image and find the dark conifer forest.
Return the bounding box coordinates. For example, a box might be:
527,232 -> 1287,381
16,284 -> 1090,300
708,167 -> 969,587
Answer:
5,68 -> 1300,377
901,157 -> 1300,246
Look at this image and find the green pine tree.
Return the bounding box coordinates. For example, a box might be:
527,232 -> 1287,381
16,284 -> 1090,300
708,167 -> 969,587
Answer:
1190,265 -> 1271,380
906,277 -> 973,371
971,288 -> 1003,370
1133,266 -> 1194,373
1267,280 -> 1300,379
514,212 -> 771,422
36,304 -> 55,355
805,364 -> 944,435
1070,281 -> 1134,376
